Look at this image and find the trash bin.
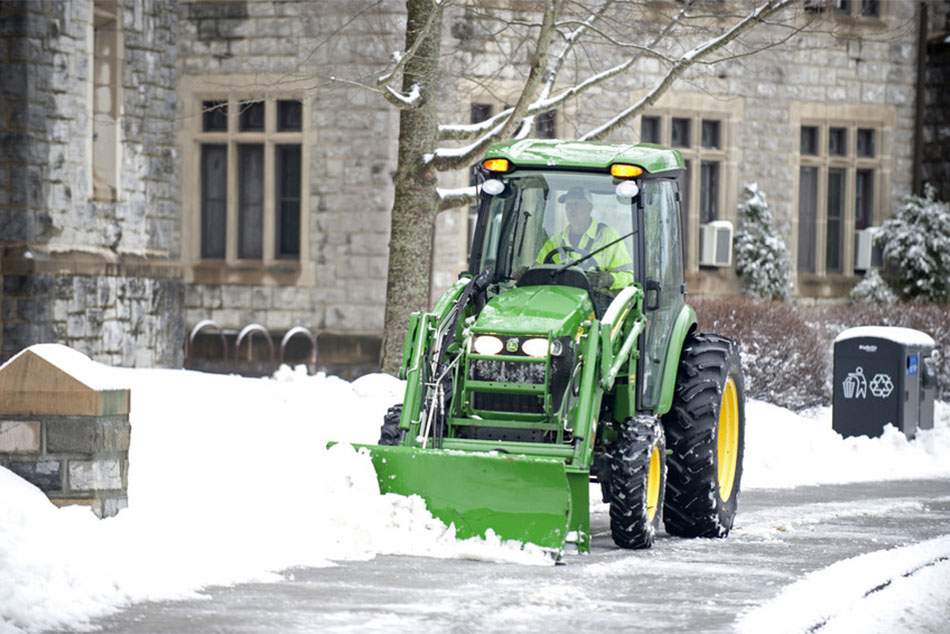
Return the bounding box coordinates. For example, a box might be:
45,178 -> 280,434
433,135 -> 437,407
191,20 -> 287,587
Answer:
833,326 -> 937,439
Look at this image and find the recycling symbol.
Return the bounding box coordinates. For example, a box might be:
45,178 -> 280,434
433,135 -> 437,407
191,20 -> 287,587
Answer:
868,373 -> 894,398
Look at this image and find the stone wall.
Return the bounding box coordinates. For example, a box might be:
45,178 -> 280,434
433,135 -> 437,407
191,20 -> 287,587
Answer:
0,0 -> 183,366
2,270 -> 183,367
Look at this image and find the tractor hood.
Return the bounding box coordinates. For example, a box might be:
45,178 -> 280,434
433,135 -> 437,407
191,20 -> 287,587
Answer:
473,285 -> 593,338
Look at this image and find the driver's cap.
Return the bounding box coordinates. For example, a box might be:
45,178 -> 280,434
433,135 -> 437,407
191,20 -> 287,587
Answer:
559,187 -> 591,203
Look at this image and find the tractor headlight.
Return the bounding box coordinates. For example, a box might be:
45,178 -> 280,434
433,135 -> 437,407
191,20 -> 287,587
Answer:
473,335 -> 503,356
521,338 -> 551,358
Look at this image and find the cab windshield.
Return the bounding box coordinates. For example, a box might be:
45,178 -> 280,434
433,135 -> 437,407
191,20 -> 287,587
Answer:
474,170 -> 638,285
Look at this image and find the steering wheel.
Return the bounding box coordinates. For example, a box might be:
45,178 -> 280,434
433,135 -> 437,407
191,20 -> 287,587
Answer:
542,247 -> 581,265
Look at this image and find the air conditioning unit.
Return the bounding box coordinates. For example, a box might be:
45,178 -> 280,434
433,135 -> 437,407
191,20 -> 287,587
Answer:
854,227 -> 883,271
699,220 -> 734,267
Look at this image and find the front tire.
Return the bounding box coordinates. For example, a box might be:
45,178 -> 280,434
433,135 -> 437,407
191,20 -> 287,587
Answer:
378,404 -> 403,446
607,415 -> 667,549
663,333 -> 745,538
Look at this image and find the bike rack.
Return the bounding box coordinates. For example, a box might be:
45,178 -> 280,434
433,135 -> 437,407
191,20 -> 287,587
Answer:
185,319 -> 228,369
279,326 -> 318,374
186,321 -> 318,376
233,324 -> 275,375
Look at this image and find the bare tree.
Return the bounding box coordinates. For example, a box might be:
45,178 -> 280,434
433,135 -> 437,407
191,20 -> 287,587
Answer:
376,0 -> 812,373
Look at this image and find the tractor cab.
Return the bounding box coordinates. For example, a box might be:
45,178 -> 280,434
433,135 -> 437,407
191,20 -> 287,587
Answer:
469,140 -> 688,413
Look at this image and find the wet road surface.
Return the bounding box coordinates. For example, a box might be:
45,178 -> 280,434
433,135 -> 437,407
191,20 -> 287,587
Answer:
88,479 -> 950,634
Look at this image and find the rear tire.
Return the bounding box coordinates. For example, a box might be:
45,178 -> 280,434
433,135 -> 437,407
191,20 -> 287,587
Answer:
663,333 -> 745,538
378,404 -> 403,446
607,415 -> 667,549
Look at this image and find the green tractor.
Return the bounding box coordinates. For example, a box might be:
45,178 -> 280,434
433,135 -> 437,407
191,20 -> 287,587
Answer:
361,139 -> 745,554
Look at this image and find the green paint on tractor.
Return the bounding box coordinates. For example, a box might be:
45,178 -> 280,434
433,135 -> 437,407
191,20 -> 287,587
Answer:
340,139 -> 747,557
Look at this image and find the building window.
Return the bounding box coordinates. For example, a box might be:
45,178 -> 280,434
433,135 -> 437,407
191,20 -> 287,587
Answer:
826,167 -> 845,273
829,127 -> 846,156
701,120 -> 720,149
856,128 -> 875,157
798,166 -> 818,273
91,1 -> 122,202
699,161 -> 719,224
855,169 -> 873,229
671,118 -> 690,148
860,0 -> 879,17
641,116 -> 660,144
639,109 -> 730,269
195,97 -> 304,262
805,0 -> 882,18
797,122 -> 883,276
801,126 -> 818,155
200,144 -> 227,258
537,110 -> 557,139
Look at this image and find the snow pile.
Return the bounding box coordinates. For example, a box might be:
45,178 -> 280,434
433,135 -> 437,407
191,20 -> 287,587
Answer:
742,400 -> 950,489
1,346 -> 949,633
737,535 -> 950,634
0,358 -> 549,634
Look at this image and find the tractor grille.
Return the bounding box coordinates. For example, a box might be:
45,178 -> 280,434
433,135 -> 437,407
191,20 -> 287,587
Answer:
470,359 -> 545,384
469,359 -> 545,413
467,354 -> 574,414
471,391 -> 544,414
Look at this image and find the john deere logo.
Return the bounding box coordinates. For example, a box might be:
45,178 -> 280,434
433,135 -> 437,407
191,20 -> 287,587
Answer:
506,338 -> 519,353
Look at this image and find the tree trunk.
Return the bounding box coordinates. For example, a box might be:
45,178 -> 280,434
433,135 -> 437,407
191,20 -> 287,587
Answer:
380,0 -> 444,375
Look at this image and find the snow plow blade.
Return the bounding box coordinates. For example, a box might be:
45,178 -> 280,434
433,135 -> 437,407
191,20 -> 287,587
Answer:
355,444 -> 574,552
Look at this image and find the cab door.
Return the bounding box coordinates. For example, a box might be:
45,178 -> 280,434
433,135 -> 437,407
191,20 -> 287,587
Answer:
639,179 -> 686,411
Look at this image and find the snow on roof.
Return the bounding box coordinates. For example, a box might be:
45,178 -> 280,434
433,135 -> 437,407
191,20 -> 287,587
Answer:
0,343 -> 129,391
834,326 -> 935,348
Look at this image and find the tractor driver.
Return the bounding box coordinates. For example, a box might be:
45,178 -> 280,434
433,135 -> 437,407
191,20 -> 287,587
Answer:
537,187 -> 634,291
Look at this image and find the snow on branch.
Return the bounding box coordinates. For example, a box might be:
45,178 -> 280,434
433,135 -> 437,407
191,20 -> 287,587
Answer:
437,1 -> 614,143
439,108 -> 515,141
437,185 -> 478,210
430,0 -> 561,171
376,0 -> 442,102
384,83 -> 422,108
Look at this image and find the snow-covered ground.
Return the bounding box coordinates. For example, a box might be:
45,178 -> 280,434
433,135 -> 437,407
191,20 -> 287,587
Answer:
1,345 -> 949,634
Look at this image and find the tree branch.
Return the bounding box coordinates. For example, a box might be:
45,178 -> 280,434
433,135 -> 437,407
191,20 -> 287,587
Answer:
430,0 -> 563,171
377,0 -> 443,87
437,185 -> 477,210
580,0 -> 796,141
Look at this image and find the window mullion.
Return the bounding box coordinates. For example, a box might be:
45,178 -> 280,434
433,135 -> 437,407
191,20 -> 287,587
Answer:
263,141 -> 276,263
226,140 -> 238,263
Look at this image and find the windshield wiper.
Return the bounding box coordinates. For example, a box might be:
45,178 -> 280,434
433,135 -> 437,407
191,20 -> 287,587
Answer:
555,230 -> 635,274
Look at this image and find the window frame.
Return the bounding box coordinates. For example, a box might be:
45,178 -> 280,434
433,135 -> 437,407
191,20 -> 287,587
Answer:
183,85 -> 312,285
636,104 -> 736,273
794,116 -> 887,280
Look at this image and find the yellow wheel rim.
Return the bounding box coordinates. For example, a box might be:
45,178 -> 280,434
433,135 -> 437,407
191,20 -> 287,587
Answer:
646,445 -> 662,521
717,378 -> 739,502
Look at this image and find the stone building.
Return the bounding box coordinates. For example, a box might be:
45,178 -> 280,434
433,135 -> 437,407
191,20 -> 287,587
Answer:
1,0 -> 183,367
1,0 -> 948,374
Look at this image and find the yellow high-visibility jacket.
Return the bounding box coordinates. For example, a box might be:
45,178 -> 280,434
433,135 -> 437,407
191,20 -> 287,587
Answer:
537,222 -> 634,290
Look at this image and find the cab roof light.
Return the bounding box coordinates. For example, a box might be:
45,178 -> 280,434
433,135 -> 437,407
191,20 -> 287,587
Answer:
610,164 -> 644,178
483,158 -> 510,172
